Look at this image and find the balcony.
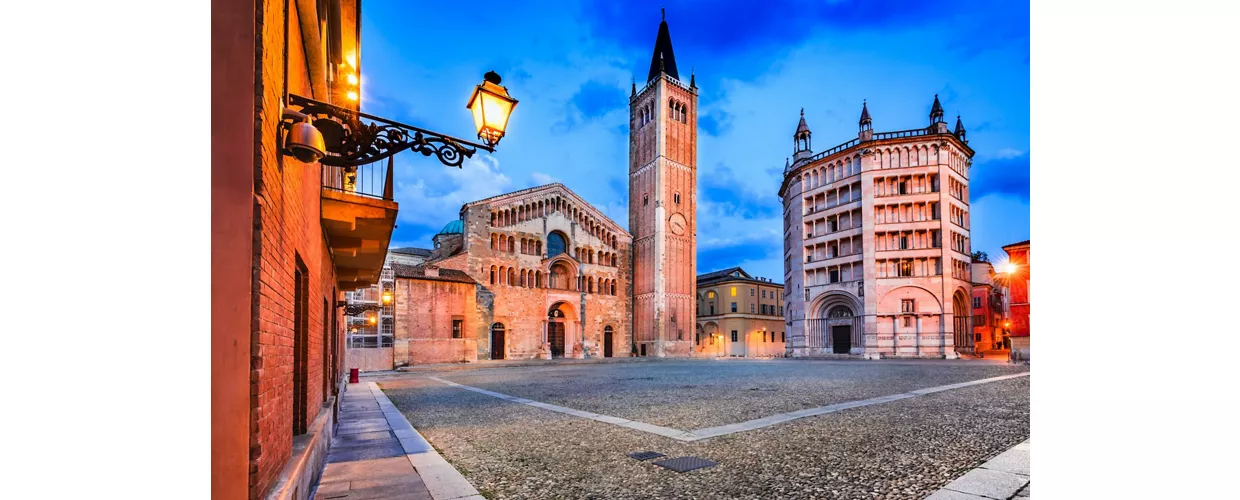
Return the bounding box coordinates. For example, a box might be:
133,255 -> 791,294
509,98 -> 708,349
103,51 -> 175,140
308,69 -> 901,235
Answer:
321,162 -> 399,291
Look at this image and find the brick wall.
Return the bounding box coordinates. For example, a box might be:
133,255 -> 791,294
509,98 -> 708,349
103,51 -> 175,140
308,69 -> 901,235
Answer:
246,1 -> 343,496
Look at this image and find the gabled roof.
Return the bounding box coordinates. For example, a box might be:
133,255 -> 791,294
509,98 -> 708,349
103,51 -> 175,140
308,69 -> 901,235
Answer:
646,12 -> 679,82
463,182 -> 631,238
390,247 -> 433,257
391,263 -> 477,284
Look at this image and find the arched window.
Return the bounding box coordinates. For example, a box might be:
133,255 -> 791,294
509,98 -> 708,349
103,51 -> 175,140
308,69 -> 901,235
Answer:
548,231 -> 567,257
610,280 -> 616,295
508,268 -> 516,285
535,271 -> 542,288
507,236 -> 515,253
536,240 -> 542,255
489,266 -> 496,284
520,270 -> 527,287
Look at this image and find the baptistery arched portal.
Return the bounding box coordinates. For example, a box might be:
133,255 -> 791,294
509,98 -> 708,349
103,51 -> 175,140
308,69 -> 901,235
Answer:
952,289 -> 972,352
826,305 -> 854,354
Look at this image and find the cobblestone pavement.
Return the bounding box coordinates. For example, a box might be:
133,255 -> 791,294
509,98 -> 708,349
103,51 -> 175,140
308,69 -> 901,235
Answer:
379,359 -> 1030,499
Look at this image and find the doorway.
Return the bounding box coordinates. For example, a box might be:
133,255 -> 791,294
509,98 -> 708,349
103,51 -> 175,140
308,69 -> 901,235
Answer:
831,325 -> 851,353
548,322 -> 565,357
603,326 -> 614,357
491,323 -> 506,360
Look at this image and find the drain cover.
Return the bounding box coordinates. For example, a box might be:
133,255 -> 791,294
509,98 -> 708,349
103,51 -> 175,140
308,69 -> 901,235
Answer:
653,456 -> 717,473
627,451 -> 665,461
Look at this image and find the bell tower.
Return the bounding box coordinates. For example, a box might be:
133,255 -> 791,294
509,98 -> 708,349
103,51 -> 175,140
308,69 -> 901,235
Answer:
629,9 -> 697,357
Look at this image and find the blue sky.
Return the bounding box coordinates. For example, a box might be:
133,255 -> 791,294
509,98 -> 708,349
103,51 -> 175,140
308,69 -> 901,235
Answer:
361,0 -> 1029,279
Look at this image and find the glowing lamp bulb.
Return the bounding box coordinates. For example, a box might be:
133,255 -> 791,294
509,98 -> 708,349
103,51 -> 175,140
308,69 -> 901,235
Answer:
346,73 -> 358,85
346,90 -> 359,102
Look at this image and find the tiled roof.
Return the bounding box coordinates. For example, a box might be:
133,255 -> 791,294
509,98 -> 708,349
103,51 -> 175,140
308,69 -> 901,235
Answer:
391,263 -> 477,284
390,247 -> 433,257
1002,239 -> 1031,249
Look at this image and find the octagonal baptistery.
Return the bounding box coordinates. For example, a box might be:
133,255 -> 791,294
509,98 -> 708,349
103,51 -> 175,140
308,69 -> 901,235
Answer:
779,97 -> 977,358
392,183 -> 633,365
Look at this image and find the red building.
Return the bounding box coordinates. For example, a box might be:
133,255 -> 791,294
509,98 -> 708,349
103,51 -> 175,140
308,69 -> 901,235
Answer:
213,0 -> 397,498
1002,240 -> 1031,360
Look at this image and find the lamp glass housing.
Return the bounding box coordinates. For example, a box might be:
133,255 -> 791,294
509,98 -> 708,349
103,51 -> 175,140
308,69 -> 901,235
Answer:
467,80 -> 517,146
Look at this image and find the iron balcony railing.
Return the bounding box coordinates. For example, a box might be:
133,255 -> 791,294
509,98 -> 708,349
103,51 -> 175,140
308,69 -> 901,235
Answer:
322,160 -> 394,201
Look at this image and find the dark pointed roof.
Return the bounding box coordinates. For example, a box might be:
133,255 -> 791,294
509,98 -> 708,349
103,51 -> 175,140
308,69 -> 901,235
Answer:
954,115 -> 966,135
795,108 -> 811,135
930,94 -> 944,121
646,13 -> 680,82
859,100 -> 872,125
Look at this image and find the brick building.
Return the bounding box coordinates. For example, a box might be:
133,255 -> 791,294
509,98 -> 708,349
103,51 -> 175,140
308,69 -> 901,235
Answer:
1002,240 -> 1031,360
213,0 -> 398,498
780,97 -> 976,358
971,261 -> 1006,352
629,12 -> 698,357
342,247 -> 432,372
390,184 -> 633,364
695,267 -> 786,357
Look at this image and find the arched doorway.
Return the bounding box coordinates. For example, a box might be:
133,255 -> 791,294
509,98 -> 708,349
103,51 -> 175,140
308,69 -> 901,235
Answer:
828,305 -> 854,354
952,289 -> 972,352
490,323 -> 506,360
603,326 -> 614,357
548,305 -> 567,357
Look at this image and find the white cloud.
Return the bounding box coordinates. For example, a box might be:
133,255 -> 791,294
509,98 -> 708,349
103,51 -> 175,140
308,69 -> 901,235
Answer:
530,172 -> 558,186
392,155 -> 511,229
995,147 -> 1025,159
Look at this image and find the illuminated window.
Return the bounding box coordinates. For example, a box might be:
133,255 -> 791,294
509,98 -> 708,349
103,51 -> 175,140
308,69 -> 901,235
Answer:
707,291 -> 715,299
730,287 -> 737,297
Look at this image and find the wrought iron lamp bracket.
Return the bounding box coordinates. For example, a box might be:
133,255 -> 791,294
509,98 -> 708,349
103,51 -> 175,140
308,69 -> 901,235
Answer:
286,94 -> 494,168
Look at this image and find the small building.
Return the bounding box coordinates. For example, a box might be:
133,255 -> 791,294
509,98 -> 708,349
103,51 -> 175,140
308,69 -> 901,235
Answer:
971,261 -> 1005,352
695,267 -> 786,357
1002,240 -> 1031,360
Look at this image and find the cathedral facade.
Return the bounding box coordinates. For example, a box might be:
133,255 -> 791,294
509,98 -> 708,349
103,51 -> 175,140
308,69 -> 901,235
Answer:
391,184 -> 633,364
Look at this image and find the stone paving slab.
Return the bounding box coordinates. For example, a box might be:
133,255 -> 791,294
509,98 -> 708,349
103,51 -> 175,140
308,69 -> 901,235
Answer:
926,440 -> 1030,500
428,372 -> 1030,443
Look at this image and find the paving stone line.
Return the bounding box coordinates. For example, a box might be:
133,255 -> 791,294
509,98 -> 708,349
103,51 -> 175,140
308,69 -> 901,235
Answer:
925,440 -> 1030,500
369,382 -> 486,500
428,372 -> 1030,442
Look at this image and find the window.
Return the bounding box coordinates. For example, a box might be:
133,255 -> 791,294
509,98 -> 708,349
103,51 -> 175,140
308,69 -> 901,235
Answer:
707,291 -> 715,299
730,287 -> 737,297
750,304 -> 755,313
750,289 -> 755,296
292,257 -> 309,436
731,302 -> 737,313
763,333 -> 767,342
973,297 -> 982,308
710,304 -> 715,315
974,314 -> 986,326
643,194 -> 649,206
452,319 -> 463,339
547,231 -> 567,257
731,330 -> 738,342
903,316 -> 913,327
901,299 -> 915,313
761,290 -> 766,299
674,192 -> 681,204
781,332 -> 786,342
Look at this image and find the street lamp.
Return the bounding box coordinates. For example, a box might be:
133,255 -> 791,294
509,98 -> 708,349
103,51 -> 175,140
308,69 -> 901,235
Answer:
467,71 -> 519,147
381,289 -> 392,305
280,70 -> 517,169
